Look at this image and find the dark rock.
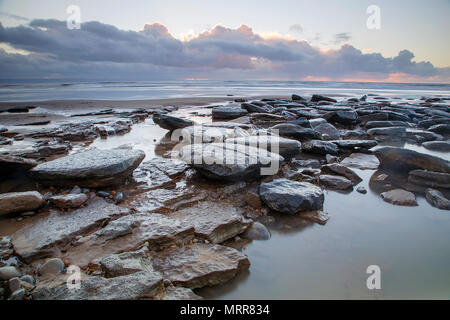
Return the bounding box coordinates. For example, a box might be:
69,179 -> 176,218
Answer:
30,149 -> 145,187
7,106 -> 29,113
302,140 -> 339,155
329,111 -> 359,125
39,258 -> 65,275
331,139 -> 377,149
259,178 -> 324,214
367,126 -> 406,137
319,174 -> 353,190
291,159 -> 321,169
365,121 -> 410,129
311,94 -> 337,103
9,288 -> 25,300
408,170 -> 450,189
152,114 -> 194,131
0,266 -> 21,280
212,106 -> 248,120
425,188 -> 450,210
0,191 -> 44,216
356,186 -> 367,194
270,123 -> 321,141
242,221 -> 271,240
428,124 -> 450,135
321,163 -> 362,185
0,154 -> 38,177
422,141 -> 450,152
314,122 -> 340,140
241,103 -> 273,113
374,147 -> 450,173
225,135 -> 301,158
292,94 -> 306,101
49,193 -> 88,209
380,189 -> 418,206
340,153 -> 380,170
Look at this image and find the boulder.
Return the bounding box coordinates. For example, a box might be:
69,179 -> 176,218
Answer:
319,174 -> 353,190
270,123 -> 321,141
259,178 -> 324,214
49,193 -> 88,209
179,143 -> 283,181
152,114 -> 194,131
150,243 -> 250,289
313,122 -> 340,140
374,147 -> 450,173
367,126 -> 406,138
169,201 -> 251,244
242,222 -> 271,240
340,153 -> 380,170
302,140 -> 339,155
328,111 -> 359,125
321,163 -> 362,185
380,189 -> 418,206
425,188 -> 450,210
225,135 -> 301,158
0,191 -> 44,216
30,149 -> 145,187
311,94 -> 337,103
212,106 -> 248,120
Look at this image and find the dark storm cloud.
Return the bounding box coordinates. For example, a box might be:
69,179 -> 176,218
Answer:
0,19 -> 446,81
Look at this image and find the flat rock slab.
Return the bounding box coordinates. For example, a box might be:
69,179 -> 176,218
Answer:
374,147 -> 450,173
212,106 -> 248,120
180,143 -> 283,181
381,189 -> 418,206
30,149 -> 145,187
259,178 -> 324,214
0,154 -> 37,176
340,153 -> 380,170
99,247 -> 154,278
422,141 -> 450,152
330,140 -> 377,149
319,174 -> 353,190
152,114 -> 194,131
321,163 -> 362,185
32,271 -> 164,300
408,169 -> 450,189
151,243 -> 250,289
0,191 -> 44,216
62,213 -> 194,268
425,188 -> 450,210
225,135 -> 301,158
164,285 -> 203,300
302,140 -> 339,155
48,194 -> 88,209
11,197 -> 130,263
169,201 -> 251,244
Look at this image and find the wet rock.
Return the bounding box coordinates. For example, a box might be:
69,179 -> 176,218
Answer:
242,221 -> 271,240
97,191 -> 111,198
259,178 -> 324,214
33,271 -> 164,300
0,154 -> 38,177
422,141 -> 450,152
11,197 -> 130,263
179,143 -> 283,182
70,185 -> 82,194
302,140 -> 339,155
321,163 -> 362,185
241,103 -> 273,113
427,124 -> 450,135
113,192 -> 125,204
39,258 -> 65,275
180,124 -> 250,144
311,94 -> 337,103
291,159 -> 321,169
169,201 -> 251,244
328,111 -> 359,125
340,153 -> 380,170
270,123 -> 321,141
0,266 -> 21,280
151,243 -> 250,289
61,213 -> 194,268
374,147 -> 450,173
330,140 -> 377,149
326,154 -> 338,164
7,106 -> 29,113
425,188 -> 450,210
408,170 -> 450,189
319,174 -> 353,190
9,288 -> 25,300
30,149 -> 145,187
164,285 -> 203,300
9,277 -> 21,292
49,193 -> 88,209
365,121 -> 410,129
212,106 -> 248,120
356,186 -> 367,194
380,189 -> 418,206
152,114 -> 194,131
20,274 -> 35,285
405,129 -> 443,142
0,191 -> 44,216
100,247 -> 153,277
244,192 -> 262,210
313,122 -> 340,140
225,135 -> 301,158
367,126 -> 406,138
292,94 -> 306,101
300,210 -> 329,225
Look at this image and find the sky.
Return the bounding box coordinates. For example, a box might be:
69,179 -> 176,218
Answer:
0,0 -> 449,82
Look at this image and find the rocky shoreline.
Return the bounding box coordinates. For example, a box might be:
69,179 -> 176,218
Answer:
0,93 -> 449,300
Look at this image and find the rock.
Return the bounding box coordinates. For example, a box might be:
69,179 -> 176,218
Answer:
39,258 -> 65,275
0,191 -> 44,216
244,192 -> 262,210
313,122 -> 340,140
374,147 -> 450,173
7,106 -> 29,113
425,188 -> 450,210
0,154 -> 38,177
33,271 -> 164,300
9,277 -> 21,292
408,170 -> 450,189
180,124 -> 250,144
49,193 -> 88,209
427,124 -> 450,135
406,129 -> 443,142
319,174 -> 353,190
300,210 -> 329,225
292,94 -> 306,101
152,114 -> 194,131
59,213 -> 194,268
113,192 -> 125,204
331,140 -> 377,149
291,159 -> 321,169
151,243 -> 250,289
302,140 -> 339,155
30,149 -> 145,187
356,186 -> 367,194
179,143 -> 283,182
212,106 -> 248,120
340,153 -> 380,170
241,103 -> 273,113
328,111 -> 359,125
100,247 -> 153,277
164,285 -> 203,300
259,178 -> 324,214
367,126 -> 406,138
321,164 -> 362,185
270,123 -> 321,141
70,186 -> 82,194
242,221 -> 271,240
9,288 -> 25,300
311,94 -> 337,103
20,274 -> 35,285
365,121 -> 410,129
0,266 -> 21,280
225,135 -> 301,158
380,189 -> 418,206
11,197 -> 130,263
169,201 -> 251,244
422,141 -> 450,152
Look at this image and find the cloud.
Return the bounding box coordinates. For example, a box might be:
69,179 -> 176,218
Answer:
0,11 -> 30,22
289,24 -> 303,34
0,19 -> 448,82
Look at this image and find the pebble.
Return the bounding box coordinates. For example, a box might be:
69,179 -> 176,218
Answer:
356,186 -> 367,194
39,258 -> 65,275
0,266 -> 21,280
8,288 -> 25,300
9,277 -> 21,292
